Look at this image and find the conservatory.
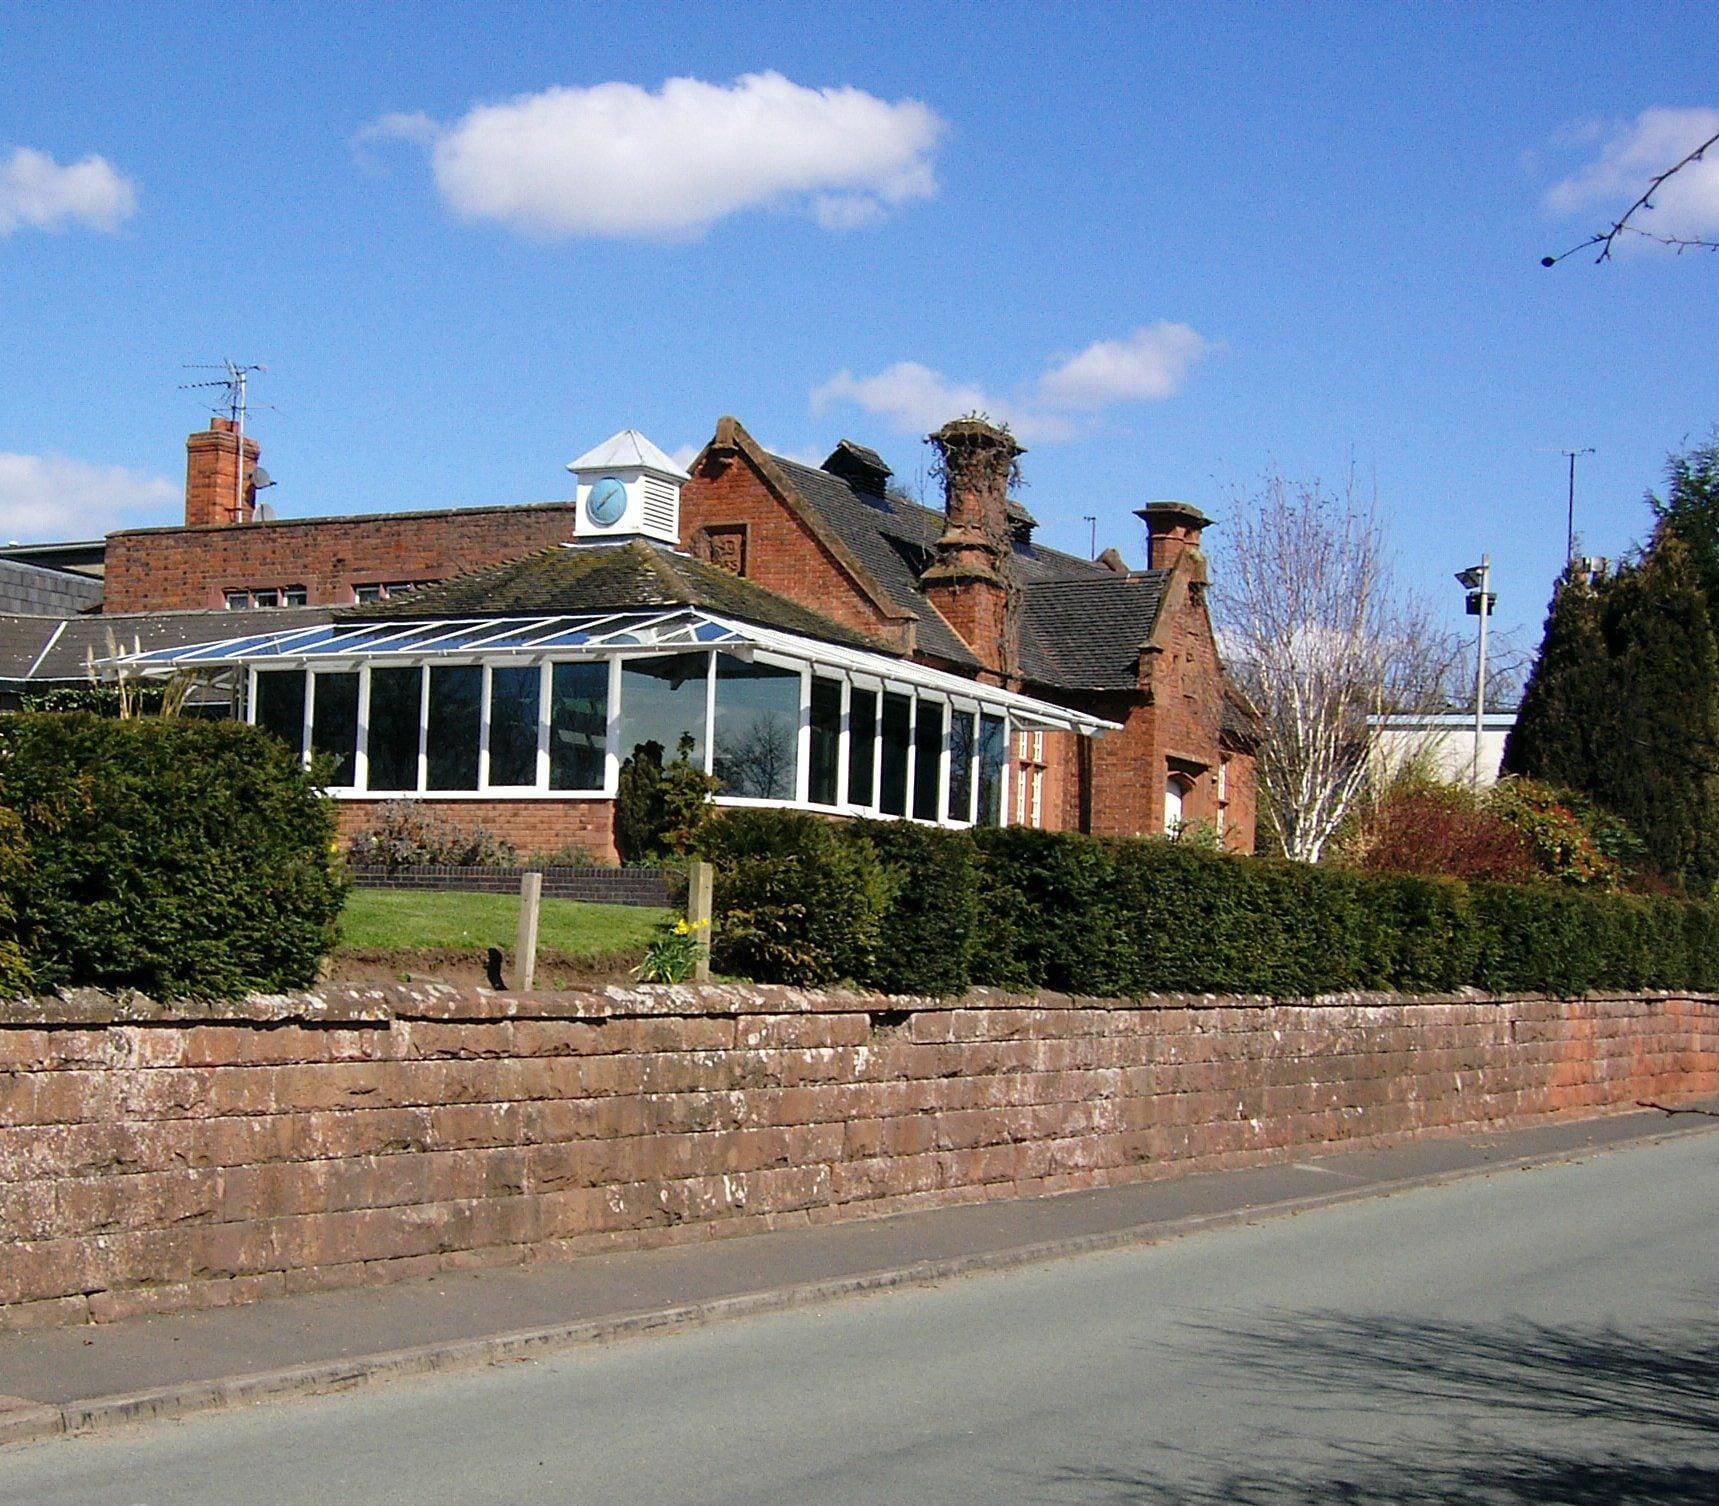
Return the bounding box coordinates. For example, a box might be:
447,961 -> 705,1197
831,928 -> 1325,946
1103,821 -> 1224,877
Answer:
115,606 -> 1115,830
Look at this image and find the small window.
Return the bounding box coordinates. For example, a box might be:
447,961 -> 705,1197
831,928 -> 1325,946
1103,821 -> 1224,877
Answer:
1165,772 -> 1192,835
224,590 -> 250,610
353,584 -> 385,603
252,589 -> 281,609
282,586 -> 308,607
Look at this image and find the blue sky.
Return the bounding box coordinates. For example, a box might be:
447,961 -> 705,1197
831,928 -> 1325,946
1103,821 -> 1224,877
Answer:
2,1 -> 1716,644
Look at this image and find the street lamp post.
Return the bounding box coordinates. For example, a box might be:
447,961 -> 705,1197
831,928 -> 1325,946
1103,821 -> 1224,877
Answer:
1455,557 -> 1495,788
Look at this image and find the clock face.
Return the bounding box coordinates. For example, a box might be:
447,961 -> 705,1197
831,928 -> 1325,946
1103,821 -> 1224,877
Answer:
586,476 -> 628,527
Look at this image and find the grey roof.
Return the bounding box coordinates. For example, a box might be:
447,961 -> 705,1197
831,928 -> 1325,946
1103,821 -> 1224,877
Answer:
0,557 -> 104,616
1018,574 -> 1170,690
768,453 -> 1169,689
0,606 -> 331,687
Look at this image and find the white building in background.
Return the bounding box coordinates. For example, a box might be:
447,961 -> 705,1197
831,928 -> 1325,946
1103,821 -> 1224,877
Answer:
1370,709 -> 1519,789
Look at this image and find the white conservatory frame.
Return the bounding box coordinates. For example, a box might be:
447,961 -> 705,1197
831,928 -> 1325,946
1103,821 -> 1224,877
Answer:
114,609 -> 1118,830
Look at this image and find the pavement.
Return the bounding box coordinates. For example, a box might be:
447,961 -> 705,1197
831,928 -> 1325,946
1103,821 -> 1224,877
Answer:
1,1098 -> 1716,1456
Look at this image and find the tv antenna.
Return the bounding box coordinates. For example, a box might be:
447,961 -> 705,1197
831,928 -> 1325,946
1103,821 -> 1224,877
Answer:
1083,514 -> 1097,559
181,361 -> 267,523
1559,448 -> 1594,564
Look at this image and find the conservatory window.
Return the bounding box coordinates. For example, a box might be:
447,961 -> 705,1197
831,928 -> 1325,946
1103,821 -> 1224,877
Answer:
808,677 -> 843,807
487,664 -> 541,788
426,665 -> 482,790
879,691 -> 912,817
618,652 -> 707,770
254,669 -> 306,757
310,672 -> 359,788
912,698 -> 944,821
947,708 -> 976,823
549,662 -> 608,792
847,686 -> 878,808
977,713 -> 1007,827
712,654 -> 801,800
366,666 -> 422,791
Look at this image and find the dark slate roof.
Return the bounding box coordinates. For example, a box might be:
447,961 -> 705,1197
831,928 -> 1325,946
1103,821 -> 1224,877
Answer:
0,557 -> 104,616
340,538 -> 889,653
768,452 -> 1169,688
1017,574 -> 1171,690
0,606 -> 332,687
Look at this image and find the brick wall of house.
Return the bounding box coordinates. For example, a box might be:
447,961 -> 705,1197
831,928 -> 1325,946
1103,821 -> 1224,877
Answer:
680,450 -> 918,654
103,505 -> 580,613
2,984 -> 1712,1330
334,798 -> 618,865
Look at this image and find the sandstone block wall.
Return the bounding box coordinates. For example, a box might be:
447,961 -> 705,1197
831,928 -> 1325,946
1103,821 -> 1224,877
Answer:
2,984 -> 1714,1331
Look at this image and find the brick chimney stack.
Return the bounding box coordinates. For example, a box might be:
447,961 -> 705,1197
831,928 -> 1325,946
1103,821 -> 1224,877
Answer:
185,416 -> 260,528
920,418 -> 1022,680
1135,501 -> 1212,572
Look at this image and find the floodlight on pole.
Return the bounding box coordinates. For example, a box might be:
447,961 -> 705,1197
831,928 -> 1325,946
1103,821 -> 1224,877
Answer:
1455,556 -> 1495,788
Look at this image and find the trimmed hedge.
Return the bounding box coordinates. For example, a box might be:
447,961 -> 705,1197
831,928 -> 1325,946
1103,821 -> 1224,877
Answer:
0,714 -> 347,998
696,810 -> 1719,999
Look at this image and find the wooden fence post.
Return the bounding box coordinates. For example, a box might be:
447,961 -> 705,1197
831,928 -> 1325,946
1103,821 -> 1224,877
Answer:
515,871 -> 542,992
687,860 -> 713,984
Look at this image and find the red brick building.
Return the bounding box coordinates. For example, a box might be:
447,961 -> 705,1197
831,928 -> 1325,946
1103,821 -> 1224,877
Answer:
71,414 -> 1257,854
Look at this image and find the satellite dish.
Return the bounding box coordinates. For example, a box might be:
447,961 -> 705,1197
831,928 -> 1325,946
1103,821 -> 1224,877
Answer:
255,501 -> 278,523
252,467 -> 276,490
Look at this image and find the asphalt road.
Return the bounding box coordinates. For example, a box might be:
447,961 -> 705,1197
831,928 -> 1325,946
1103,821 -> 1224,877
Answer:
3,1127 -> 1715,1506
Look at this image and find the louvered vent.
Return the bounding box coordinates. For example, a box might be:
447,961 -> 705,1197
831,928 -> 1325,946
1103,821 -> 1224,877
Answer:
641,475 -> 679,539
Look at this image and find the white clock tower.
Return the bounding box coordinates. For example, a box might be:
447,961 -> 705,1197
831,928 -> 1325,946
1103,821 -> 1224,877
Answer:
567,430 -> 691,545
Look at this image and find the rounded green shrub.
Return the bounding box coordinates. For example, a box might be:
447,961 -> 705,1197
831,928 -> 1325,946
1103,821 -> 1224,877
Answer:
697,810 -> 889,986
0,713 -> 347,998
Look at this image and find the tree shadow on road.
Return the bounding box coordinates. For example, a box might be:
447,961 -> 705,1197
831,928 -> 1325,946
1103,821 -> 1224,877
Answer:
1044,1310 -> 1719,1505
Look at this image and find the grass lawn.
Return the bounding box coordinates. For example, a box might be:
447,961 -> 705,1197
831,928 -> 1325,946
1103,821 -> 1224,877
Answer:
337,887 -> 669,957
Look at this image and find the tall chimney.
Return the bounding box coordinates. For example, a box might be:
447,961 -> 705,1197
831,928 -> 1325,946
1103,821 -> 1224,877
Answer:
920,417 -> 1022,679
1135,501 -> 1212,572
185,416 -> 260,528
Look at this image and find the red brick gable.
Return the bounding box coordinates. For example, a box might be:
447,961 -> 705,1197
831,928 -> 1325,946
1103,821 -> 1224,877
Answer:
679,418 -> 918,655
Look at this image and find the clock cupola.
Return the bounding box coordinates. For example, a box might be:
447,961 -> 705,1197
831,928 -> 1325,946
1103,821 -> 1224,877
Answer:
566,429 -> 690,545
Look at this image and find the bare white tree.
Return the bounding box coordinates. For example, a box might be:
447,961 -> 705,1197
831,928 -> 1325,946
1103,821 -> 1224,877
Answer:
1212,470 -> 1461,863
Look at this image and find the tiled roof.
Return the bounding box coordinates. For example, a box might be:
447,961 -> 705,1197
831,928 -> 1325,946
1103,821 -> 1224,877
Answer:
340,537 -> 889,653
767,453 -> 1169,690
0,606 -> 332,687
0,557 -> 104,616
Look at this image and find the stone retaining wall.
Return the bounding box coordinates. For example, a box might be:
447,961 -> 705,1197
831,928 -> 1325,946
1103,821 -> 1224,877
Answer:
2,984 -> 1714,1331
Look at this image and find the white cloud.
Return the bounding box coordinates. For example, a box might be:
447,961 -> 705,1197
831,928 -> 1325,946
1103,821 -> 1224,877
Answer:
366,72 -> 943,239
0,454 -> 174,540
1545,106 -> 1719,243
812,324 -> 1214,443
1037,323 -> 1213,409
0,147 -> 137,235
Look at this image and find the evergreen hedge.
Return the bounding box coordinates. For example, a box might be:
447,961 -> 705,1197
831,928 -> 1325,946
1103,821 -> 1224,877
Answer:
697,810 -> 1719,999
0,714 -> 347,998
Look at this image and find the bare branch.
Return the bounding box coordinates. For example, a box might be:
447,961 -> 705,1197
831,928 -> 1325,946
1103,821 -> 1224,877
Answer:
1542,127 -> 1719,267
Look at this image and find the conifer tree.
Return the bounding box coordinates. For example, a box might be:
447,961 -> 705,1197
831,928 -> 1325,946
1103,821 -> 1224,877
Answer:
1650,431 -> 1719,627
1502,568 -> 1610,788
1595,533 -> 1719,890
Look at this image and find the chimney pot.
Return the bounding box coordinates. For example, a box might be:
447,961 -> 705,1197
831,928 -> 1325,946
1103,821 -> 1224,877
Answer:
1135,500 -> 1212,571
